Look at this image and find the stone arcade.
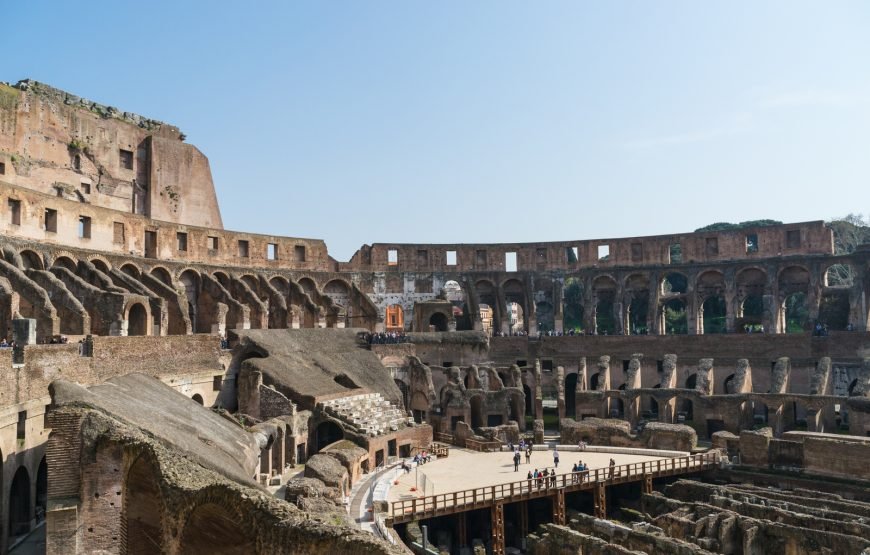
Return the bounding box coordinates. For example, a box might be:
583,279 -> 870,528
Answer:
0,80 -> 869,554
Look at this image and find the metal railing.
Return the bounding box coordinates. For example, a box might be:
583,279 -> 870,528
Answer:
389,452 -> 718,523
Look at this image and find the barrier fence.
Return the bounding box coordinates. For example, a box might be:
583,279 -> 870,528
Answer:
389,451 -> 719,523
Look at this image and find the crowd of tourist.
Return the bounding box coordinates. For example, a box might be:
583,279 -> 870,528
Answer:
0,338 -> 13,349
366,331 -> 409,344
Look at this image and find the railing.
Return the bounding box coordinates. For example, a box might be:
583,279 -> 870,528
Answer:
389,452 -> 718,523
465,437 -> 502,452
429,442 -> 450,458
434,432 -> 454,444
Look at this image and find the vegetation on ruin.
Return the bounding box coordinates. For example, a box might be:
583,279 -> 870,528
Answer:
694,220 -> 783,232
0,82 -> 19,110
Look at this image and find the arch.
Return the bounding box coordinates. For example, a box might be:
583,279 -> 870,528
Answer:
661,272 -> 688,295
315,421 -> 344,452
593,275 -> 617,335
180,502 -> 254,554
298,277 -> 318,297
590,373 -> 601,391
125,453 -> 165,554
778,265 -> 810,294
429,312 -> 448,332
701,295 -> 727,334
565,373 -> 578,418
818,290 -> 850,331
535,300 -> 554,332
52,256 -> 77,272
649,384 -> 660,416
562,277 -> 584,332
212,271 -> 230,289
506,301 -> 525,334
522,383 -> 533,416
385,304 -> 404,332
662,298 -> 688,334
120,263 -> 141,279
443,280 -> 471,331
180,270 -> 202,332
19,250 -> 44,271
824,263 -> 854,287
239,274 -> 259,292
475,280 -> 499,334
848,378 -> 859,397
150,266 -> 172,286
724,373 -> 737,394
739,294 -> 764,330
36,457 -> 47,523
503,278 -> 527,333
8,466 -> 31,538
323,279 -> 350,297
685,374 -> 698,390
696,270 -> 726,297
783,292 -> 809,333
191,394 -> 204,405
627,294 -> 649,335
269,275 -> 290,296
90,258 -> 110,274
127,303 -> 149,336
469,395 -> 484,429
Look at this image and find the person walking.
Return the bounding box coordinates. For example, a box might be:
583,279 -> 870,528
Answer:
552,447 -> 560,468
525,447 -> 531,464
513,450 -> 521,472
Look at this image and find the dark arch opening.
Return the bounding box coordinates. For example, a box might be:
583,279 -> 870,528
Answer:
848,378 -> 860,397
128,303 -> 148,336
90,259 -> 110,274
20,250 -> 44,271
9,466 -> 31,538
53,256 -> 77,272
120,263 -> 140,279
125,454 -> 165,554
685,374 -> 698,390
590,373 -> 600,391
191,394 -> 204,405
429,312 -> 448,332
663,298 -> 688,334
565,373 -> 578,418
523,383 -> 532,416
702,295 -> 727,334
724,374 -> 737,394
627,293 -> 649,335
595,297 -> 615,335
150,267 -> 172,286
36,457 -> 47,523
315,421 -> 344,452
180,502 -> 254,555
784,292 -> 809,333
650,384 -> 661,417
562,278 -> 584,332
819,291 -> 850,331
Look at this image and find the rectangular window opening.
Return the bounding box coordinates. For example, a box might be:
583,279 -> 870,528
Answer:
80,182 -> 91,195
295,245 -> 306,262
16,411 -> 26,441
542,360 -> 554,371
207,236 -> 219,251
631,242 -> 642,262
535,248 -> 547,263
597,244 -> 610,261
705,237 -> 719,256
0,161 -> 7,175
567,246 -> 579,263
119,148 -> 134,170
144,230 -> 157,258
267,243 -> 278,260
745,234 -> 758,253
9,199 -> 21,226
505,251 -> 517,272
44,208 -> 58,233
669,243 -> 682,264
416,249 -> 428,265
78,215 -> 91,239
113,222 -> 125,245
446,250 -> 457,266
176,232 -> 188,251
786,230 -> 801,249
387,249 -> 398,266
213,375 -> 223,391
475,249 -> 487,268
238,240 -> 249,258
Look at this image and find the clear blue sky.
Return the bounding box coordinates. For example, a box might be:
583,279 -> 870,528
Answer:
4,1 -> 869,260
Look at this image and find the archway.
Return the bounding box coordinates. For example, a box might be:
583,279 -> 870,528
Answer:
506,302 -> 524,334
315,421 -> 344,452
90,258 -> 110,274
125,454 -> 165,554
783,292 -> 809,333
127,303 -> 148,336
212,271 -> 230,289
191,394 -> 204,405
36,457 -> 47,523
661,272 -> 688,295
740,295 -> 764,331
535,301 -> 554,333
562,277 -> 584,333
593,276 -> 617,335
522,384 -> 533,416
701,295 -> 727,334
475,280 -> 499,333
818,291 -> 850,331
503,279 -> 527,333
429,312 -> 448,332
565,373 -> 578,418
53,256 -> 77,273
627,294 -> 649,335
8,466 -> 31,538
19,250 -> 44,271
662,298 -> 688,334
470,395 -> 484,429
180,502 -> 255,555
150,267 -> 172,286
120,263 -> 140,279
444,280 -> 472,331
724,374 -> 737,394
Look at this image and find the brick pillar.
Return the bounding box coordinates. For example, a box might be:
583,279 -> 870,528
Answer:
552,489 -> 566,525
642,473 -> 653,495
593,481 -> 606,519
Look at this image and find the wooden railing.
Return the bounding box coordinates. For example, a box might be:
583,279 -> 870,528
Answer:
429,442 -> 450,458
434,432 -> 454,444
388,452 -> 719,523
464,437 -> 502,452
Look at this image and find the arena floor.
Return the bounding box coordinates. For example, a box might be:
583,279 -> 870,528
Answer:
388,447 -> 676,501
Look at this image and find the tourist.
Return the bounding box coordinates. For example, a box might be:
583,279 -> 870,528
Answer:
527,470 -> 533,490
0,338 -> 8,348
552,447 -> 559,468
549,468 -> 556,488
513,450 -> 521,472
571,462 -> 579,483
608,458 -> 616,479
401,460 -> 412,474
536,469 -> 543,489
525,446 -> 532,464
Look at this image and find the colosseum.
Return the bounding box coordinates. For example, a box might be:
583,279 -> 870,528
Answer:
0,80 -> 869,554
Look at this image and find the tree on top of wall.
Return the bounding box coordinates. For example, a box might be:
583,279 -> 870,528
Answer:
826,214 -> 870,287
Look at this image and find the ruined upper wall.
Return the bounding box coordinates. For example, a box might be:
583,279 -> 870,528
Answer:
0,80 -> 223,229
342,221 -> 834,272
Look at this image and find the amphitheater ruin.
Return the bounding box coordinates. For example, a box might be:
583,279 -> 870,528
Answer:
0,80 -> 869,554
